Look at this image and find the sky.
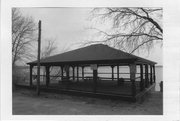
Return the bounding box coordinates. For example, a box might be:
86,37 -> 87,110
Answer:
20,7 -> 163,65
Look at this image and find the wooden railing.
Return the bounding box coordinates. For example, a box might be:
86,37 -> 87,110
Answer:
32,74 -> 142,83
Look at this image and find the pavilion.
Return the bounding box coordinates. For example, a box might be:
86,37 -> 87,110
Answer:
27,44 -> 156,101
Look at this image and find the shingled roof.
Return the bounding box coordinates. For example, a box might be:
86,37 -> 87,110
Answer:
27,44 -> 156,65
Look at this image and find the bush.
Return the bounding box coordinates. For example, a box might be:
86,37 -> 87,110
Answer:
12,67 -> 29,90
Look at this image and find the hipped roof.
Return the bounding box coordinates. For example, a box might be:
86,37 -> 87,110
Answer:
27,44 -> 156,65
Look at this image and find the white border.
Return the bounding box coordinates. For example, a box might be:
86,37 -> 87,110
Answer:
1,0 -> 180,120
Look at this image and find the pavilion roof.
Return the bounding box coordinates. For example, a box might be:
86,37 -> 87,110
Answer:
27,44 -> 156,65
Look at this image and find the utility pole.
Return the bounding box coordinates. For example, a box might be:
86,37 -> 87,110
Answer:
37,20 -> 41,95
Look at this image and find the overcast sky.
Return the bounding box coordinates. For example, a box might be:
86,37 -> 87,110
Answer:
20,7 -> 163,65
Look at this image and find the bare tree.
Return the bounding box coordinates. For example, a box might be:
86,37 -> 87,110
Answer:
87,7 -> 163,53
40,39 -> 60,81
41,38 -> 57,59
12,8 -> 36,68
40,39 -> 73,82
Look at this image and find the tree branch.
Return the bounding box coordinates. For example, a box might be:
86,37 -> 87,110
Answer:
130,39 -> 154,53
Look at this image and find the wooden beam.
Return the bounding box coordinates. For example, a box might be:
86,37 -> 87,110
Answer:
145,64 -> 149,88
82,66 -> 84,80
140,64 -> 144,91
111,65 -> 114,81
66,66 -> 70,80
72,66 -> 75,80
65,66 -> 70,89
130,64 -> 136,97
46,66 -> 50,87
61,66 -> 64,80
77,66 -> 79,82
150,65 -> 153,84
93,69 -> 97,93
117,65 -> 119,80
153,65 -> 156,83
30,65 -> 33,86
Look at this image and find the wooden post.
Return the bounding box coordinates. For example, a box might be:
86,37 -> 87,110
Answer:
61,66 -> 64,80
117,65 -> 119,80
145,64 -> 149,88
150,65 -> 153,84
30,65 -> 33,86
93,69 -> 97,93
77,66 -> 79,82
153,65 -> 156,83
37,20 -> 41,96
72,66 -> 75,80
65,66 -> 70,89
111,65 -> 114,81
130,64 -> 136,97
140,64 -> 144,91
65,66 -> 69,79
46,66 -> 50,87
82,66 -> 84,80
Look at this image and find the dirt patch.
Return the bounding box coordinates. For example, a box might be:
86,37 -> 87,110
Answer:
13,88 -> 163,115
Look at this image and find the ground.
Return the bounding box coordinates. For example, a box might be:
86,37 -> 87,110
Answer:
13,88 -> 163,115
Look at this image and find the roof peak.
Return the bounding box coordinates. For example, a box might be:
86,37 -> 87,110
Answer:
88,43 -> 107,46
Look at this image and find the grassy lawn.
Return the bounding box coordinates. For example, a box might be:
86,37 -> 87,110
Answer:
13,88 -> 163,115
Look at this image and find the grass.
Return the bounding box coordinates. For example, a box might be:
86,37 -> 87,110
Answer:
13,88 -> 163,115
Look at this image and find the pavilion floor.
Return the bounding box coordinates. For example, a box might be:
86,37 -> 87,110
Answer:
16,79 -> 142,96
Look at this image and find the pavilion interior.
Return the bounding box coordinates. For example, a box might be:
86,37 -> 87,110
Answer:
27,64 -> 155,97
